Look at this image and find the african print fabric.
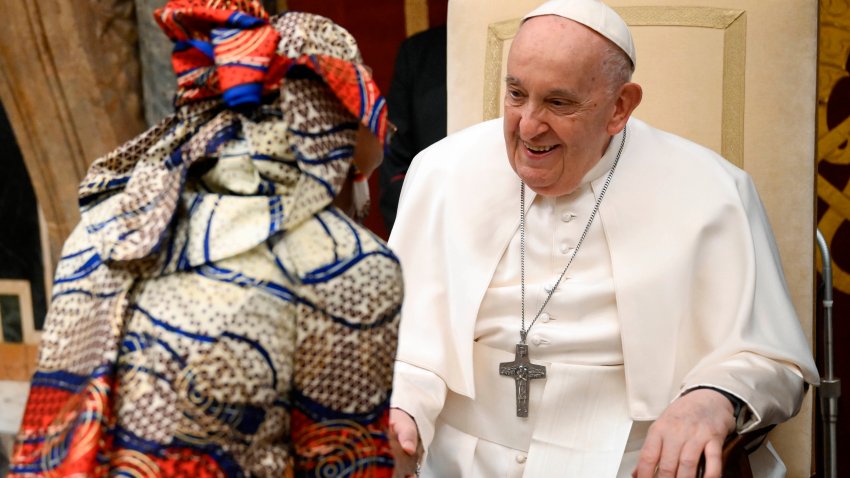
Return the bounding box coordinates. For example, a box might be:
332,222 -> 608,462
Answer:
153,0 -> 392,146
9,4 -> 400,477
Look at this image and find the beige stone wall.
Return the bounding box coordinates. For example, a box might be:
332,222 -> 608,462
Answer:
0,0 -> 146,266
0,0 -> 146,383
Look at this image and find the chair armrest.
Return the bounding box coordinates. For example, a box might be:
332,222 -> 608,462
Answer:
698,425 -> 775,478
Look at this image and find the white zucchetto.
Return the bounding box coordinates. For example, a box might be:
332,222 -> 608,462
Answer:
523,0 -> 636,67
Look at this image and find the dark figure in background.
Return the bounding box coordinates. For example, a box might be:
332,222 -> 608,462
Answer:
379,25 -> 447,233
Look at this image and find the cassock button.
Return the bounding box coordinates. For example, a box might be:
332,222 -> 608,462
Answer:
531,336 -> 542,346
562,212 -> 576,222
540,313 -> 550,323
516,454 -> 527,464
559,243 -> 571,254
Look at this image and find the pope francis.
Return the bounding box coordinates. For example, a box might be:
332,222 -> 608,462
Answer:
386,0 -> 820,477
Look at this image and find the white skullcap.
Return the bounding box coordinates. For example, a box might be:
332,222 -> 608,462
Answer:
523,0 -> 636,67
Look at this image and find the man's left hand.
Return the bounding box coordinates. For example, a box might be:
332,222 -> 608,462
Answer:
632,388 -> 736,478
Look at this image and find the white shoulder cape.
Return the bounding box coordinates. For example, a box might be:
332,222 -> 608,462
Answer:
389,117 -> 818,427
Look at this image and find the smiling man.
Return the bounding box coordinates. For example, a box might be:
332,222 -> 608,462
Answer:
502,14 -> 639,198
386,0 -> 818,477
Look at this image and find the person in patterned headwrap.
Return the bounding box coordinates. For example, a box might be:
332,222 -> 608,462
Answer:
9,1 -> 400,477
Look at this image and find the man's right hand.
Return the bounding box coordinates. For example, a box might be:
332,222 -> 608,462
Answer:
390,408 -> 422,478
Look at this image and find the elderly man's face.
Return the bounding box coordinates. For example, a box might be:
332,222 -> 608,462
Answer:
503,16 -> 623,197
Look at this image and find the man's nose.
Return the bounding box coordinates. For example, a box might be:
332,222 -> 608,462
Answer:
519,105 -> 548,139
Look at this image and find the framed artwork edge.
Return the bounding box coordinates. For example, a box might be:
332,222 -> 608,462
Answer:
0,278 -> 41,345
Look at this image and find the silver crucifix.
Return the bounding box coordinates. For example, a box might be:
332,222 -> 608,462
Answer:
499,343 -> 546,417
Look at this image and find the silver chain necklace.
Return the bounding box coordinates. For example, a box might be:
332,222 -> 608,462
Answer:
520,125 -> 626,341
500,125 -> 627,417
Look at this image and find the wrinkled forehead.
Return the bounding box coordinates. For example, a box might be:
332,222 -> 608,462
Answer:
509,16 -> 608,67
514,15 -> 605,48
505,19 -> 615,100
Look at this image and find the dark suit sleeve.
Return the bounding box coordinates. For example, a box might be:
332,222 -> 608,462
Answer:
379,40 -> 416,232
379,26 -> 447,233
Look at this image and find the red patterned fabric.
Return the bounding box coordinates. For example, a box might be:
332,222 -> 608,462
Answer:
303,55 -> 391,150
291,408 -> 392,477
155,0 -> 279,107
154,0 -> 391,146
14,375 -> 115,476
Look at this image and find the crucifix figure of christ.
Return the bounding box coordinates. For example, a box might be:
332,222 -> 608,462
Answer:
499,343 -> 547,417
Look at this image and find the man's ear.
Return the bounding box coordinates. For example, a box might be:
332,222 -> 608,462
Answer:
607,82 -> 642,135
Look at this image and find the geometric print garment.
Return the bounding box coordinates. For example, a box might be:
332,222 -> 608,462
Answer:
10,8 -> 400,478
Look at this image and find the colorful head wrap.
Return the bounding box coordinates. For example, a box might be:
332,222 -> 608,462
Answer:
155,0 -> 392,146
68,2 -> 390,264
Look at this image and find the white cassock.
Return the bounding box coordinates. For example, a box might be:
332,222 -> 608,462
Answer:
389,118 -> 819,477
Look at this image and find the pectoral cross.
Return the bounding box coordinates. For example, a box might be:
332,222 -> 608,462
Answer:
499,343 -> 546,417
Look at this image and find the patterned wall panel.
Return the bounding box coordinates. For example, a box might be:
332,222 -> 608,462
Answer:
817,1 -> 850,475
819,2 -> 850,294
